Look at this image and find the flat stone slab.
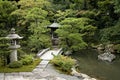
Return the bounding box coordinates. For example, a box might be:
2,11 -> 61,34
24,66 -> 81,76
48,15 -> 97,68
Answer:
37,64 -> 47,68
40,60 -> 49,65
19,72 -> 33,77
38,72 -> 50,78
5,75 -> 24,80
35,79 -> 47,80
0,73 -> 4,80
32,69 -> 43,72
5,72 -> 19,76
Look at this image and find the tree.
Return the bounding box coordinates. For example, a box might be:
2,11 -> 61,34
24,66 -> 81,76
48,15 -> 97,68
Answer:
0,1 -> 17,36
0,37 -> 10,66
56,18 -> 96,52
26,8 -> 52,51
100,20 -> 120,43
10,0 -> 52,52
114,0 -> 120,14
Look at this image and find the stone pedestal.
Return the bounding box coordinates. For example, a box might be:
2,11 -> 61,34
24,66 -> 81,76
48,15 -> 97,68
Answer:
10,49 -> 17,62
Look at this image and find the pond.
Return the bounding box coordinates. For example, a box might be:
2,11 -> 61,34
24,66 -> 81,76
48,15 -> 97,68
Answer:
71,49 -> 120,80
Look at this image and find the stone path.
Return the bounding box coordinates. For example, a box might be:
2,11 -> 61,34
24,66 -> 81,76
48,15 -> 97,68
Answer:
0,48 -> 81,80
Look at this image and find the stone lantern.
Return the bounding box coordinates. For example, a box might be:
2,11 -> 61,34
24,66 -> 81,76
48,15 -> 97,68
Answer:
48,22 -> 60,45
6,28 -> 23,62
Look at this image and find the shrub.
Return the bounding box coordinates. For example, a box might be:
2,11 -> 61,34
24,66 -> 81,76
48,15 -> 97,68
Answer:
51,55 -> 76,73
8,61 -> 23,68
114,44 -> 120,53
21,55 -> 33,65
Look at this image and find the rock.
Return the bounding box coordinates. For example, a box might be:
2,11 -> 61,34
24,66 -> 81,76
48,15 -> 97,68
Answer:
91,78 -> 97,80
81,73 -> 90,79
71,67 -> 82,78
83,78 -> 97,80
105,44 -> 115,53
64,51 -> 72,56
54,77 -> 66,80
97,44 -> 104,51
98,52 -> 116,62
35,78 -> 47,80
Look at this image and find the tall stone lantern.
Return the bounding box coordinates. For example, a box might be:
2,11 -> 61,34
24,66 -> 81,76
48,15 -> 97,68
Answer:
47,22 -> 60,45
6,28 -> 23,62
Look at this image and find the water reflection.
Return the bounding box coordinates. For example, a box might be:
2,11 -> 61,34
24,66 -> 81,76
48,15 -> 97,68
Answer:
71,49 -> 120,80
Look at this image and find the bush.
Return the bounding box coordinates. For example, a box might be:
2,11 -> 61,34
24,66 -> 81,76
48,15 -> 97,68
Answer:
21,55 -> 33,65
51,55 -> 76,73
8,61 -> 23,68
114,44 -> 120,53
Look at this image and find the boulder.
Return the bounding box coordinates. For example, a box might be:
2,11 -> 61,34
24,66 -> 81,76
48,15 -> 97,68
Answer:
71,67 -> 82,78
98,52 -> 116,62
97,44 -> 105,51
64,51 -> 72,56
54,77 -> 66,80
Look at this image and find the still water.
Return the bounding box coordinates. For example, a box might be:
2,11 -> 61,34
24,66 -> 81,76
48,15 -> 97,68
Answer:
71,49 -> 120,80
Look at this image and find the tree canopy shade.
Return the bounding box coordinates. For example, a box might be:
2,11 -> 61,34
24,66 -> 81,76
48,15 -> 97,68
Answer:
0,0 -> 120,56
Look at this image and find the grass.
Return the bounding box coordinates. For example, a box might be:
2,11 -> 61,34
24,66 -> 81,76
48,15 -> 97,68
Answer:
0,58 -> 41,73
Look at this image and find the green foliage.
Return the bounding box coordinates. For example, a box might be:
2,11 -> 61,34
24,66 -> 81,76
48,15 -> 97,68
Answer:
0,1 -> 17,36
0,0 -> 120,55
114,0 -> 120,13
8,61 -> 23,68
114,44 -> 120,53
20,55 -> 33,65
10,0 -> 52,52
77,10 -> 97,19
51,55 -> 75,73
99,20 -> 120,43
0,37 -> 10,66
54,9 -> 77,22
56,18 -> 96,51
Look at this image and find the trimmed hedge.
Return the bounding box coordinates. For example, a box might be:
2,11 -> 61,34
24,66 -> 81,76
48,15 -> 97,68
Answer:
20,55 -> 33,65
114,44 -> 120,53
51,55 -> 76,73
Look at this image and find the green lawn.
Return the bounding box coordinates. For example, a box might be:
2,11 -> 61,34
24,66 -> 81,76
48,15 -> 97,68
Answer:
0,59 -> 41,73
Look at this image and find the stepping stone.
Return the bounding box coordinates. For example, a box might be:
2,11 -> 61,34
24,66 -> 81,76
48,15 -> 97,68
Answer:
8,72 -> 19,76
38,72 -> 50,77
37,64 -> 47,68
54,77 -> 67,80
0,73 -> 4,80
32,69 -> 43,73
5,75 -> 24,80
19,72 -> 33,77
40,60 -> 49,65
34,78 -> 47,80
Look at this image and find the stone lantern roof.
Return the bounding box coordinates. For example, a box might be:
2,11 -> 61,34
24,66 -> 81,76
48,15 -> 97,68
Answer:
48,22 -> 60,28
6,28 -> 23,39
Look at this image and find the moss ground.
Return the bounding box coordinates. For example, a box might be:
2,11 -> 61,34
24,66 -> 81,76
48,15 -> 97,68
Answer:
0,58 -> 41,73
